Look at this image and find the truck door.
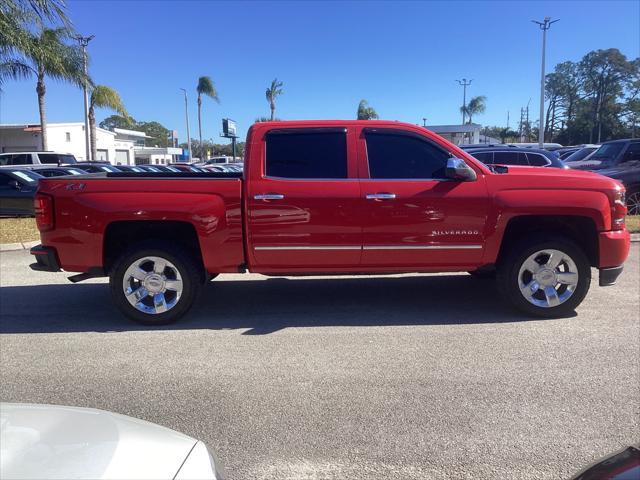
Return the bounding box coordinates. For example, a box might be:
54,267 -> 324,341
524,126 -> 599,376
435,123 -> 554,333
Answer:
246,126 -> 362,271
357,127 -> 489,269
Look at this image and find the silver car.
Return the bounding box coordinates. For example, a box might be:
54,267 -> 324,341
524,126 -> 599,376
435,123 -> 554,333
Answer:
0,403 -> 223,479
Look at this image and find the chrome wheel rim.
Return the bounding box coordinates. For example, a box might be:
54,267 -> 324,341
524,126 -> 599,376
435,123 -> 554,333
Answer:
518,249 -> 579,308
627,192 -> 640,216
122,256 -> 183,315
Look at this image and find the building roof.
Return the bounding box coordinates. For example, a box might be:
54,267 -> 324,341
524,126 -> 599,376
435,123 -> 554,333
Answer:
425,123 -> 482,133
0,122 -> 115,136
113,128 -> 153,139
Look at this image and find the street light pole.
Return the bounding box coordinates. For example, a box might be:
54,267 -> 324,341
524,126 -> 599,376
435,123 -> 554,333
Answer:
533,17 -> 559,148
73,34 -> 94,161
456,78 -> 472,125
422,117 -> 427,127
180,88 -> 192,162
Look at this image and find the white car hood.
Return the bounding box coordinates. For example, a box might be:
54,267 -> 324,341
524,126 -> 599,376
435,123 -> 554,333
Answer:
0,403 -> 197,479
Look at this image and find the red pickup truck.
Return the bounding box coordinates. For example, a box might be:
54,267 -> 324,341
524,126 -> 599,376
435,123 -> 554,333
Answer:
30,121 -> 630,324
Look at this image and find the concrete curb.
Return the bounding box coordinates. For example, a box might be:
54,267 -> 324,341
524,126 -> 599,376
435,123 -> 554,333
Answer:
1,235 -> 639,253
0,240 -> 40,252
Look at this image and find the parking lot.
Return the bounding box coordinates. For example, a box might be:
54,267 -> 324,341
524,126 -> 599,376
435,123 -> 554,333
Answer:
0,246 -> 638,479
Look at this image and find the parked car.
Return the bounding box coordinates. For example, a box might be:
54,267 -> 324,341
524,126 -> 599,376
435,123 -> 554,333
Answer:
0,168 -> 43,216
571,443 -> 640,480
466,146 -> 567,168
562,145 -> 600,163
30,120 -> 630,324
569,139 -> 640,214
168,163 -> 199,172
0,403 -> 223,479
0,152 -> 77,166
25,166 -> 87,177
115,165 -> 146,173
74,163 -> 122,173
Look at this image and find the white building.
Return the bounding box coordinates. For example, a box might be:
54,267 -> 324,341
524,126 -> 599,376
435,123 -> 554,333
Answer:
426,124 -> 482,145
0,122 -> 180,165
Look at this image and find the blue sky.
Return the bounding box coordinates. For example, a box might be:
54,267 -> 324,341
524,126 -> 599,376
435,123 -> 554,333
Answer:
1,0 -> 638,144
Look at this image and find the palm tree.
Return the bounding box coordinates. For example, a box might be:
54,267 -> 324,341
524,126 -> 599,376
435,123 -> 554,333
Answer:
460,95 -> 487,124
88,85 -> 128,160
196,76 -> 219,159
357,99 -> 379,120
265,78 -> 284,121
0,27 -> 87,150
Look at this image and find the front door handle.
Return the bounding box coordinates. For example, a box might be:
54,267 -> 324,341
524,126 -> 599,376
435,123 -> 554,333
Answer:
254,193 -> 285,200
366,193 -> 396,200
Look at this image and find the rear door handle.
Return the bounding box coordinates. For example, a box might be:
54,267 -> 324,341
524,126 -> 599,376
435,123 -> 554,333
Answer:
366,193 -> 396,200
254,193 -> 285,200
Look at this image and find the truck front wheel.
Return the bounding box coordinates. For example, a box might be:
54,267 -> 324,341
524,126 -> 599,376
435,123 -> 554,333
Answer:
497,235 -> 591,318
109,242 -> 202,325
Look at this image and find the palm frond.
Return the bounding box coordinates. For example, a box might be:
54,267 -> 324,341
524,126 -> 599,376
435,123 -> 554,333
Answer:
196,75 -> 220,102
90,85 -> 128,117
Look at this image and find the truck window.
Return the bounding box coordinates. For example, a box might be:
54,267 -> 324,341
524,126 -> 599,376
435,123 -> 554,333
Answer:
622,143 -> 640,163
364,130 -> 449,179
265,130 -> 347,179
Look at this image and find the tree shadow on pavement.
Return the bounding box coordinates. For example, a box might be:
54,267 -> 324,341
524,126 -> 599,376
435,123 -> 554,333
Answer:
0,274 -> 566,335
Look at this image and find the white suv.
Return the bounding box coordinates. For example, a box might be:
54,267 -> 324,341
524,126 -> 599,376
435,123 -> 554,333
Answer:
0,152 -> 78,166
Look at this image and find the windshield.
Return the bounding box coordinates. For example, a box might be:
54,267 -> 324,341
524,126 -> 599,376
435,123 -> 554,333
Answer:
590,143 -> 624,161
10,170 -> 41,183
564,147 -> 598,162
100,166 -> 120,172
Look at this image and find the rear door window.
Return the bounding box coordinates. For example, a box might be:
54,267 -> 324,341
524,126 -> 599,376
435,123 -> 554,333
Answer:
364,129 -> 449,179
493,151 -> 527,166
7,154 -> 31,165
471,151 -> 493,165
622,142 -> 640,163
265,129 -> 348,179
526,153 -> 549,166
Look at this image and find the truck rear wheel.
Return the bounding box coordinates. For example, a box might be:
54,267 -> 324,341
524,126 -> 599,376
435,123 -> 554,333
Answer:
497,234 -> 591,318
109,241 -> 202,325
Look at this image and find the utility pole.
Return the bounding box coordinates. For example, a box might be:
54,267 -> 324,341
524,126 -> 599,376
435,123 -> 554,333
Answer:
456,78 -> 472,125
507,111 -> 510,130
73,34 -> 94,161
180,88 -> 192,162
532,17 -> 559,148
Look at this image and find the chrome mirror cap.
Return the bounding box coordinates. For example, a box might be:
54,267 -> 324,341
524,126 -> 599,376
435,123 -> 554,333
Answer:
446,158 -> 477,181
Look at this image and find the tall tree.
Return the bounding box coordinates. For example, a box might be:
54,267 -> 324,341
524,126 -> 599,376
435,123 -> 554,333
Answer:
460,96 -> 487,124
265,78 -> 284,121
89,85 -> 128,160
1,28 -> 87,150
196,76 -> 219,159
579,49 -> 635,142
357,99 -> 379,120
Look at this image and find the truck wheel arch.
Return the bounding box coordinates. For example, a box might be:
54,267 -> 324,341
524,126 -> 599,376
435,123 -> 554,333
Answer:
103,221 -> 205,279
494,215 -> 599,268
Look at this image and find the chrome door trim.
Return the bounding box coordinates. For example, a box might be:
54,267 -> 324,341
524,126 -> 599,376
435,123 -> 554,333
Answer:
255,244 -> 482,251
254,245 -> 362,251
363,244 -> 482,250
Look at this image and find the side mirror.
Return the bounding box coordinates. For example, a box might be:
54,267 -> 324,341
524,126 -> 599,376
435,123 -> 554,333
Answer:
446,158 -> 477,181
8,180 -> 21,190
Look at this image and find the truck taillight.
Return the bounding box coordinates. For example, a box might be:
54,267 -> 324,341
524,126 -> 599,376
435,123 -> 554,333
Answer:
34,193 -> 54,231
611,189 -> 626,231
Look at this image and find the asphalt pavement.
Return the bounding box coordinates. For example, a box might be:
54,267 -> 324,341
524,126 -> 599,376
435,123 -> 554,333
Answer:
1,247 -> 639,479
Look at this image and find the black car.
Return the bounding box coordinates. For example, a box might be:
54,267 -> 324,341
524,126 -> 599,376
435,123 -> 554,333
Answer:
570,139 -> 640,215
26,166 -> 87,177
74,163 -> 122,173
465,146 -> 567,169
0,168 -> 43,216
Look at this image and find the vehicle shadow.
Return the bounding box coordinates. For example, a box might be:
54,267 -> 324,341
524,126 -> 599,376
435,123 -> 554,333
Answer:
0,274 -> 565,335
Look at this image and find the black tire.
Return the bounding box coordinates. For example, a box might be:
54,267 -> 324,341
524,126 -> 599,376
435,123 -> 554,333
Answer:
626,188 -> 640,216
497,234 -> 591,318
109,241 -> 203,325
